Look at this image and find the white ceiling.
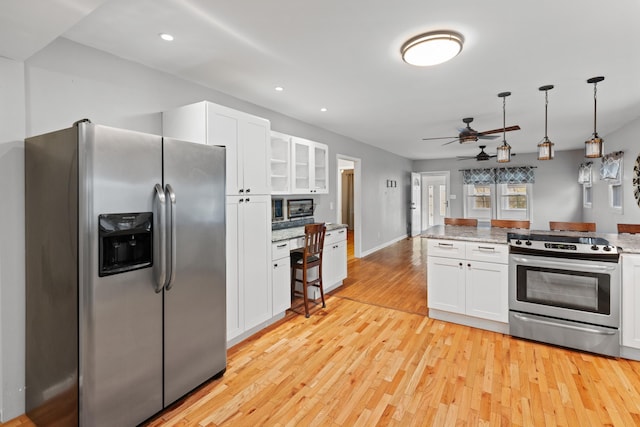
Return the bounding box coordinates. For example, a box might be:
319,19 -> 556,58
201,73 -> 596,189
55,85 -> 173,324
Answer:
3,0 -> 640,160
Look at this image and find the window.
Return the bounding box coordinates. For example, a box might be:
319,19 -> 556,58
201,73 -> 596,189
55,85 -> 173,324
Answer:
583,184 -> 593,208
462,166 -> 534,221
464,184 -> 494,219
497,183 -> 532,220
439,184 -> 447,216
609,184 -> 623,212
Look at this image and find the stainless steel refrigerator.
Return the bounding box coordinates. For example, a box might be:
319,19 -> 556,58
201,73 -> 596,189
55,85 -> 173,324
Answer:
25,121 -> 226,426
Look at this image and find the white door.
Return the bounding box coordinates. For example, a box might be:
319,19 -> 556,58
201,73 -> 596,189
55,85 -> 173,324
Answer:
410,172 -> 421,236
422,175 -> 448,230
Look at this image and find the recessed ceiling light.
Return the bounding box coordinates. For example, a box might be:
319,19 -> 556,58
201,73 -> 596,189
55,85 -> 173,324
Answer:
401,30 -> 464,67
275,86 -> 284,92
159,33 -> 174,41
320,108 -> 328,112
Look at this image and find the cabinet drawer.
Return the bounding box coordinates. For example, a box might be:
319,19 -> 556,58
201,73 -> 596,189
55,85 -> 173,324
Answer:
427,239 -> 465,258
465,242 -> 508,264
325,227 -> 347,246
272,241 -> 290,260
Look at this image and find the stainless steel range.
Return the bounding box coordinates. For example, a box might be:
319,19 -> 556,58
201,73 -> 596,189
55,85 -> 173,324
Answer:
508,232 -> 621,356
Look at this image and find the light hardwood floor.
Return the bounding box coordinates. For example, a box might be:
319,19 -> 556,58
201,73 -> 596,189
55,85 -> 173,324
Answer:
6,236 -> 640,426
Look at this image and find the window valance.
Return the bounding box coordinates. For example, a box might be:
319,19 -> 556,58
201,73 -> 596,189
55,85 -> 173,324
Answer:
461,166 -> 535,185
600,151 -> 623,185
578,162 -> 592,184
496,166 -> 536,184
461,168 -> 495,184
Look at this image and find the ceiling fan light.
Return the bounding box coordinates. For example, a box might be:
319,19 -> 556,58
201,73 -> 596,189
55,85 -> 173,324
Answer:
538,139 -> 554,160
401,31 -> 464,66
496,143 -> 511,163
460,135 -> 477,143
585,136 -> 603,158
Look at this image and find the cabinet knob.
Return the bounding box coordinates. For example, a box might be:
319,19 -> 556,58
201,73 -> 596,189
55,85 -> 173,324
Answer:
245,198 -> 250,202
459,262 -> 463,267
239,189 -> 244,193
239,199 -> 244,203
246,188 -> 251,193
467,263 -> 471,268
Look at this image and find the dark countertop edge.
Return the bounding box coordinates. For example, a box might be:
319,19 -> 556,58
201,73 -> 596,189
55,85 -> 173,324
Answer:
272,223 -> 348,243
421,225 -> 640,254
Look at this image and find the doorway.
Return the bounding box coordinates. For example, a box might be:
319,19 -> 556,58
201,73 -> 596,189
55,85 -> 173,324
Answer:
420,171 -> 450,232
336,155 -> 361,258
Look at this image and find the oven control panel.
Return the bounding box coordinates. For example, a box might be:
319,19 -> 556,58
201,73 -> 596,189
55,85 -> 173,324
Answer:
509,238 -> 619,255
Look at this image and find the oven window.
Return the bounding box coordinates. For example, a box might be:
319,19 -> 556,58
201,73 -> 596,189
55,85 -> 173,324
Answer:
516,266 -> 610,315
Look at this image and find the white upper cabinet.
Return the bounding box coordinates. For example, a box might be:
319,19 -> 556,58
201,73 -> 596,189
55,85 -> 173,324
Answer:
163,101 -> 271,196
291,137 -> 328,194
270,131 -> 291,194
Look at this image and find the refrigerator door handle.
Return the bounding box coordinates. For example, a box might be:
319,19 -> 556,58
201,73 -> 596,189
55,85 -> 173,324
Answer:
153,183 -> 167,293
165,184 -> 177,290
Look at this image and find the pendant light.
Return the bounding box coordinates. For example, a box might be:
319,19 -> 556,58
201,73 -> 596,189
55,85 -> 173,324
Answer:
537,85 -> 555,160
496,91 -> 512,163
585,76 -> 605,158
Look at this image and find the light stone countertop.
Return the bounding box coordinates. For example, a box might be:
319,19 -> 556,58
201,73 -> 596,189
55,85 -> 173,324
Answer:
272,223 -> 348,243
422,225 -> 640,254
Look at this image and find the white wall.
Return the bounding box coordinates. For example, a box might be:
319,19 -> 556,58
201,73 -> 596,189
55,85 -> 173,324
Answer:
582,116 -> 640,232
1,37 -> 411,420
0,57 -> 26,422
25,38 -> 411,248
412,149 -> 585,230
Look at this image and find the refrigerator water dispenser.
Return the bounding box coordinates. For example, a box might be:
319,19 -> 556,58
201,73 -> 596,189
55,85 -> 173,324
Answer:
99,212 -> 153,276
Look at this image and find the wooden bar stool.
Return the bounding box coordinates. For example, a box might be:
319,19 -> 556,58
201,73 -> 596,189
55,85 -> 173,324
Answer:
549,221 -> 596,232
444,218 -> 478,226
291,223 -> 326,318
490,219 -> 530,229
617,224 -> 640,234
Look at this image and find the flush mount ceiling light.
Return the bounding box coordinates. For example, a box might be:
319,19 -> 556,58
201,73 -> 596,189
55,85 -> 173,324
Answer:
401,30 -> 464,66
585,76 -> 605,158
538,85 -> 555,160
159,33 -> 174,41
496,92 -> 512,163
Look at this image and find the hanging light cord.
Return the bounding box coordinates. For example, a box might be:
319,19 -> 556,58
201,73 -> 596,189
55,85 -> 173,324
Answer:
593,81 -> 598,137
544,90 -> 549,140
502,95 -> 506,144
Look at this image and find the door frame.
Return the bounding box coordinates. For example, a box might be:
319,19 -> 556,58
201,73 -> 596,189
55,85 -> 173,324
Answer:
336,154 -> 362,258
410,172 -> 421,237
419,170 -> 451,229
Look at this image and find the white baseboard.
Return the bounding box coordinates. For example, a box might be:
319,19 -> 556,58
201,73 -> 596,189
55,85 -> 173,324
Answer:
429,309 -> 510,335
360,234 -> 408,257
226,312 -> 286,349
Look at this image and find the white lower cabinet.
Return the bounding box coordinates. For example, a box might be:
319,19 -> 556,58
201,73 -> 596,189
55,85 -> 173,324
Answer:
272,241 -> 291,315
427,239 -> 508,326
622,253 -> 640,349
289,227 -> 348,300
465,260 -> 508,322
226,195 -> 272,342
322,228 -> 348,290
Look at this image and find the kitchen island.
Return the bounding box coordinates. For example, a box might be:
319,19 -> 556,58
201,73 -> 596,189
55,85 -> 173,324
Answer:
423,224 -> 640,360
423,224 -> 640,253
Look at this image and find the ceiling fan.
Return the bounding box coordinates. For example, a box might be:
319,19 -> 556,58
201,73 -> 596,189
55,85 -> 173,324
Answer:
456,145 -> 517,161
422,117 -> 521,145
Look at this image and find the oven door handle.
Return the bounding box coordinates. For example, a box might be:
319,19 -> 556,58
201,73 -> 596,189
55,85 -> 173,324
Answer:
510,255 -> 617,273
511,313 -> 617,335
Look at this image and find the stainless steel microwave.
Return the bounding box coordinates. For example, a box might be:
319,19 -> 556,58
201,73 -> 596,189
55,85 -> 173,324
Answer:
287,199 -> 314,218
